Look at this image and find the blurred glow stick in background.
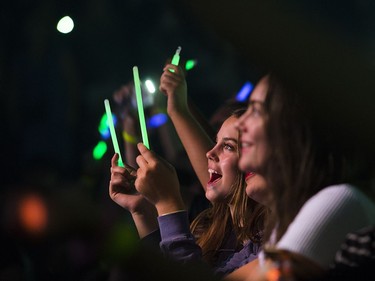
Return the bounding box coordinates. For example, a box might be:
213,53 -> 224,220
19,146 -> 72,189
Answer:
147,113 -> 168,128
235,81 -> 254,102
169,46 -> 181,72
93,140 -> 107,160
133,66 -> 150,149
185,59 -> 197,71
104,99 -> 124,167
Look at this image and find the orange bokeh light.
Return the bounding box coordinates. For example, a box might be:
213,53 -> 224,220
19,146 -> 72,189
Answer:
19,194 -> 48,234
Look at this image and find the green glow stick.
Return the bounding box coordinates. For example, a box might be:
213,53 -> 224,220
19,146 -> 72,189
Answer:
104,99 -> 124,167
132,66 -> 150,149
169,46 -> 182,72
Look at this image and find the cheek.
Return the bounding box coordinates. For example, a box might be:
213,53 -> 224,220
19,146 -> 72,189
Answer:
222,155 -> 239,169
256,137 -> 269,163
221,158 -> 239,183
252,124 -> 268,156
251,122 -> 266,141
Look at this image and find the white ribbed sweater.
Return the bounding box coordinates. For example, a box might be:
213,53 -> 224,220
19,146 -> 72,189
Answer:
274,184 -> 375,269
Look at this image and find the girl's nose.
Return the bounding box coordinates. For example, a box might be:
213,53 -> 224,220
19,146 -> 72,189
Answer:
206,147 -> 219,161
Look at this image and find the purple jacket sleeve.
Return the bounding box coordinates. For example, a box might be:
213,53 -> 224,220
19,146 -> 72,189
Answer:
214,240 -> 261,276
141,229 -> 161,247
158,211 -> 203,262
158,210 -> 262,277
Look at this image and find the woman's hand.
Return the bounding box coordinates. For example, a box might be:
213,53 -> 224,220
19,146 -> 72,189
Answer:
134,143 -> 185,215
109,153 -> 152,215
159,64 -> 189,118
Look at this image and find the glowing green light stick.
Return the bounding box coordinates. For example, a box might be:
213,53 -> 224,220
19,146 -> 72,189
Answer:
169,46 -> 182,72
104,99 -> 124,167
133,66 -> 150,149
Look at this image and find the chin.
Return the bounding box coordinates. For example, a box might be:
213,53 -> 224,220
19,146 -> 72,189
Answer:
205,189 -> 214,200
246,187 -> 269,205
205,194 -> 216,203
246,188 -> 260,201
205,190 -> 222,203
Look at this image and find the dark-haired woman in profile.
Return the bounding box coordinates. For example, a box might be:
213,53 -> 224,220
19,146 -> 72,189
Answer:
225,73 -> 375,281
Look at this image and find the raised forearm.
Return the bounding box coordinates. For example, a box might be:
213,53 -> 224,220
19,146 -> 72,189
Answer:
168,108 -> 213,190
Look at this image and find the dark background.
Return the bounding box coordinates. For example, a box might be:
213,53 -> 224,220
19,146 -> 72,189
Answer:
1,0 -> 257,184
2,0 -> 375,185
0,1 -> 262,279
2,0 -> 375,186
1,0 -> 375,280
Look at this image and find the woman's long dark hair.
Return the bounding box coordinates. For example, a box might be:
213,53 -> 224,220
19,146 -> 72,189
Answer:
263,73 -> 374,242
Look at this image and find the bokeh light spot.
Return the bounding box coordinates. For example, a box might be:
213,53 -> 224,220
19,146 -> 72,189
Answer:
57,16 -> 74,34
19,194 -> 48,234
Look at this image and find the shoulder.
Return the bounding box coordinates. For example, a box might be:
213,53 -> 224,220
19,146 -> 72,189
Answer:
276,184 -> 375,268
308,184 -> 375,213
314,183 -> 360,198
307,183 -> 373,208
280,184 -> 374,234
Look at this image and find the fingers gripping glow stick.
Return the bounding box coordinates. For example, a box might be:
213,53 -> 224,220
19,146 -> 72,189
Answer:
169,46 -> 182,72
104,99 -> 124,167
133,66 -> 150,149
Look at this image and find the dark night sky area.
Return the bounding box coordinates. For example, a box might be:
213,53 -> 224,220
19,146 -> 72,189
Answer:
2,0 -> 375,186
1,0 -> 261,186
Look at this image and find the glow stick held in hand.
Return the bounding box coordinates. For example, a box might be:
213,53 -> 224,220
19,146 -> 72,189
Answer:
169,46 -> 182,72
132,66 -> 150,149
104,99 -> 124,167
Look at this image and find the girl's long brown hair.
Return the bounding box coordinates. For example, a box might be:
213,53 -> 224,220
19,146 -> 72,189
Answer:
190,108 -> 268,265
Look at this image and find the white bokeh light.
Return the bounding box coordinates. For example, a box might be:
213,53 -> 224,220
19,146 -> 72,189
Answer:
57,16 -> 74,34
145,79 -> 156,94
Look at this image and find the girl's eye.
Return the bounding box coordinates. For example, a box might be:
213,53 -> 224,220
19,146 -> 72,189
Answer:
250,105 -> 260,116
248,101 -> 264,117
253,108 -> 261,116
223,143 -> 235,151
